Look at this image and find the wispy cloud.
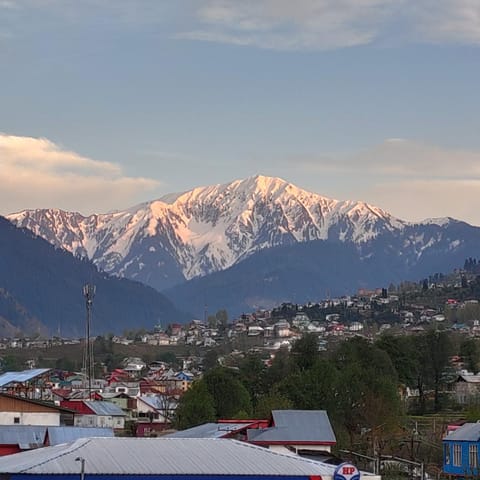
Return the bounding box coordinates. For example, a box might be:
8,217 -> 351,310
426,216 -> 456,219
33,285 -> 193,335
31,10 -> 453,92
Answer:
291,139 -> 480,180
282,139 -> 480,225
2,1 -> 480,50
0,134 -> 160,215
176,0 -> 480,50
176,0 -> 396,50
412,0 -> 480,44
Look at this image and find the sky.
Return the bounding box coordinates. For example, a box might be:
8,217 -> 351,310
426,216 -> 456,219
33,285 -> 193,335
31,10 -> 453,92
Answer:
1,0 -> 480,224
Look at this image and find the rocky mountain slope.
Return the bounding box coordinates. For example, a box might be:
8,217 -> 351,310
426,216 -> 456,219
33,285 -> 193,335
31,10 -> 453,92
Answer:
8,175 -> 425,292
0,217 -> 188,336
7,175 -> 480,317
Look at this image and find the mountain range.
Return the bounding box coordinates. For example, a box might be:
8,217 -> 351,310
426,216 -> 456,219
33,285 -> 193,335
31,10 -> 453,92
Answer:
7,175 -> 480,318
0,217 -> 188,336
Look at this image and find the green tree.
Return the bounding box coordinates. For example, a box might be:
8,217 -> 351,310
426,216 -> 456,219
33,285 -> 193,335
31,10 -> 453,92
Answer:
215,309 -> 229,331
376,334 -> 420,387
291,333 -> 319,371
174,381 -> 216,430
278,359 -> 338,413
238,354 -> 266,406
417,330 -> 453,412
332,337 -> 401,444
203,367 -> 252,418
203,349 -> 219,372
460,338 -> 480,374
155,351 -> 179,368
254,389 -> 293,419
263,347 -> 293,391
207,315 -> 217,329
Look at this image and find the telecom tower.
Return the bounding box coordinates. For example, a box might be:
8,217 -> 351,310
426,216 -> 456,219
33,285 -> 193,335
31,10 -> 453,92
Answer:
82,283 -> 95,399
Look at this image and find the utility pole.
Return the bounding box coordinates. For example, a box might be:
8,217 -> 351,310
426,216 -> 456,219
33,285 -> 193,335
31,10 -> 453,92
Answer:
82,284 -> 95,399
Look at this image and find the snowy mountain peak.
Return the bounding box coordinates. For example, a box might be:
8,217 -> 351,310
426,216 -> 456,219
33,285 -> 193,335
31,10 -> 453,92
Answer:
7,175 -> 411,289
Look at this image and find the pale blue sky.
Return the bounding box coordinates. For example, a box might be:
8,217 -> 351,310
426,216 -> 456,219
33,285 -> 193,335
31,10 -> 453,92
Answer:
1,1 -> 480,224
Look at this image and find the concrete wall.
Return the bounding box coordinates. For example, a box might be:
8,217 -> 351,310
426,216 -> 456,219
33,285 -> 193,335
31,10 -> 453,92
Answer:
0,411 -> 59,426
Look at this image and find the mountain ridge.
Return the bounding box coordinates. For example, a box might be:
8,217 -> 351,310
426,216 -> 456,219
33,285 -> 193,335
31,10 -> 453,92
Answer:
8,175 -> 472,307
0,216 -> 188,336
6,175 -> 471,298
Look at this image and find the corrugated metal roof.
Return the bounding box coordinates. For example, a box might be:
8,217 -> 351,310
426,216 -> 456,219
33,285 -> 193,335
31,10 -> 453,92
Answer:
0,426 -> 46,446
0,368 -> 51,387
166,422 -> 249,439
248,410 -> 336,444
0,426 -> 114,448
84,401 -> 124,416
0,437 -> 340,476
47,427 -> 114,445
458,375 -> 480,383
445,423 -> 480,441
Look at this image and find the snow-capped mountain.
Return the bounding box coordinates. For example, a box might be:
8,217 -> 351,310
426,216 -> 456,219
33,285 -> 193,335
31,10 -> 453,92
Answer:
6,175 -> 474,293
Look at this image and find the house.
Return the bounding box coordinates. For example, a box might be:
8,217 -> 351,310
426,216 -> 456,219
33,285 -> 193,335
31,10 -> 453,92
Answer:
247,410 -> 336,455
454,374 -> 480,404
136,394 -> 177,424
443,422 -> 480,476
99,392 -> 137,420
274,321 -> 290,338
0,393 -> 74,427
0,368 -> 52,399
169,410 -> 336,457
60,400 -> 126,430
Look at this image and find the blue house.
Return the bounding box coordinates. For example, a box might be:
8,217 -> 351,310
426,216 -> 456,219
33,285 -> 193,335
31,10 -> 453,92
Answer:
443,423 -> 480,476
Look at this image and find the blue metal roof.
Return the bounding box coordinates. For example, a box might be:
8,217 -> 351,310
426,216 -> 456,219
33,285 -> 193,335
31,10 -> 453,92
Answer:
445,423 -> 480,441
0,426 -> 46,447
47,426 -> 114,445
167,422 -> 249,439
85,401 -> 124,416
0,425 -> 114,448
0,369 -> 51,387
247,410 -> 336,444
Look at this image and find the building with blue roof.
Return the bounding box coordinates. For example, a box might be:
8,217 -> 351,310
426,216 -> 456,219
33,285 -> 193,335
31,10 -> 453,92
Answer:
443,422 -> 480,476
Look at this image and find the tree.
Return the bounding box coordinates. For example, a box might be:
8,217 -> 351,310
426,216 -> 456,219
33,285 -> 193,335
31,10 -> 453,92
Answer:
417,330 -> 453,412
207,315 -> 217,329
278,359 -> 338,413
291,333 -> 319,371
263,347 -> 293,391
332,337 -> 401,445
255,389 -> 293,419
215,309 -> 229,331
203,367 -> 252,418
174,381 -> 215,430
238,353 -> 267,406
376,335 -> 420,388
460,338 -> 480,374
203,349 -> 219,372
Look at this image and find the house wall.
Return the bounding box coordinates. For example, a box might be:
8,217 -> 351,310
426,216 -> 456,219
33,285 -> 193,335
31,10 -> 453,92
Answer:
0,412 -> 59,426
268,444 -> 332,455
74,415 -> 124,430
443,440 -> 480,476
455,382 -> 480,404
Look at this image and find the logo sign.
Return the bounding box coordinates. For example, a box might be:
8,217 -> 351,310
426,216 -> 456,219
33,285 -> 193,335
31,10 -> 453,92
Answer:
334,463 -> 360,480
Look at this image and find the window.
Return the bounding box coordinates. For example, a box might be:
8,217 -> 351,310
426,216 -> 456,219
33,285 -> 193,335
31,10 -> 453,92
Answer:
470,444 -> 478,468
445,444 -> 451,464
453,444 -> 462,467
13,417 -> 20,424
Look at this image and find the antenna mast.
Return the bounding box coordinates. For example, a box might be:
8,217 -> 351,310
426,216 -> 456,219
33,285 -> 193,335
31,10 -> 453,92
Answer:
82,284 -> 95,399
